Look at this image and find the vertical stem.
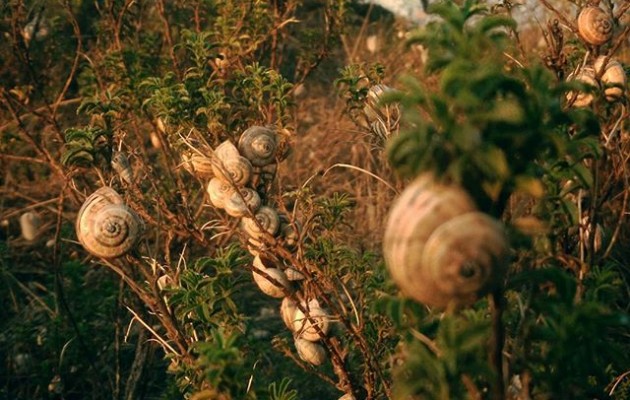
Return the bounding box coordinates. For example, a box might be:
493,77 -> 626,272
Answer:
490,288 -> 505,400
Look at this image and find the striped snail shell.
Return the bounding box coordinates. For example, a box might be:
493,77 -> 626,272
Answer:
240,206 -> 280,240
252,255 -> 291,298
383,174 -> 508,308
182,153 -> 214,178
206,177 -> 235,209
281,297 -> 298,330
293,300 -> 330,341
20,211 -> 41,241
238,126 -> 278,167
112,151 -> 133,184
284,267 -> 305,281
76,187 -> 143,258
577,6 -> 613,46
214,140 -> 239,161
593,56 -> 626,102
566,67 -> 598,107
224,188 -> 261,218
295,338 -> 327,366
211,155 -> 252,187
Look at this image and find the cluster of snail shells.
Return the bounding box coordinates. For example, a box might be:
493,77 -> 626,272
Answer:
382,174 -> 509,308
281,297 -> 330,365
76,187 -> 143,258
566,56 -> 627,107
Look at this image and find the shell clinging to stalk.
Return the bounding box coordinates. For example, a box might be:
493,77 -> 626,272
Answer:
211,155 -> 253,187
76,187 -> 143,258
238,126 -> 278,167
382,174 -> 508,308
577,6 -> 613,46
565,67 -> 598,108
252,255 -> 291,298
293,300 -> 330,342
240,206 -> 280,241
206,178 -> 235,209
223,188 -> 261,218
593,56 -> 627,102
295,338 -> 327,366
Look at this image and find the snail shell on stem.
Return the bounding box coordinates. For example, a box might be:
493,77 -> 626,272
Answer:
293,301 -> 330,342
238,126 -> 278,167
211,155 -> 252,187
20,211 -> 41,241
224,188 -> 261,218
206,177 -> 235,209
566,67 -> 598,107
214,140 -> 240,161
182,153 -> 214,178
76,187 -> 143,258
112,151 -> 133,184
577,6 -> 613,46
382,174 -> 508,308
240,206 -> 280,240
593,56 -> 626,102
252,255 -> 291,298
295,338 -> 327,366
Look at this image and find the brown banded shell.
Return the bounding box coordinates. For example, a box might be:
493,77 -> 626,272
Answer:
594,56 -> 626,101
252,255 -> 291,298
214,140 -> 239,161
76,187 -> 143,258
223,188 -> 261,217
206,178 -> 235,209
20,211 -> 41,241
112,152 -> 133,184
293,302 -> 330,341
295,338 -> 327,366
211,155 -> 252,187
240,206 -> 280,240
566,68 -> 598,107
182,153 -> 214,178
238,126 -> 278,167
382,174 -> 508,308
577,6 -> 613,46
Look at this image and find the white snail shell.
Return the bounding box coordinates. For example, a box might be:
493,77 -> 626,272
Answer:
20,211 -> 41,241
214,140 -> 240,161
577,6 -> 613,46
240,206 -> 280,240
566,67 -> 598,107
211,155 -> 252,187
182,153 -> 215,178
252,255 -> 291,298
293,301 -> 330,341
593,56 -> 626,102
76,187 -> 143,258
295,338 -> 327,366
112,152 -> 133,184
280,297 -> 298,330
383,175 -> 508,308
238,126 -> 278,167
206,177 -> 235,209
223,188 -> 261,217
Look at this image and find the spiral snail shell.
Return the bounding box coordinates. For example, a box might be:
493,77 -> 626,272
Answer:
112,151 -> 133,184
206,177 -> 236,209
20,211 -> 41,241
577,6 -> 613,46
593,56 -> 626,102
76,187 -> 143,258
382,174 -> 508,308
566,67 -> 598,107
240,206 -> 280,241
252,255 -> 291,298
211,155 -> 252,187
224,188 -> 261,218
182,153 -> 215,178
284,267 -> 305,281
238,126 -> 278,167
295,338 -> 327,366
214,140 -> 240,161
293,300 -> 330,341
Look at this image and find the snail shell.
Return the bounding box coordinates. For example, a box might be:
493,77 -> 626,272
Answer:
182,153 -> 215,178
280,297 -> 298,330
284,267 -> 305,281
594,56 -> 626,101
224,188 -> 261,218
206,177 -> 235,209
240,206 -> 280,240
295,338 -> 327,366
20,211 -> 41,241
566,67 -> 598,107
238,126 -> 278,167
211,155 -> 252,187
252,255 -> 291,298
214,140 -> 240,161
76,187 -> 143,258
383,175 -> 508,308
364,84 -> 400,135
577,6 -> 613,46
112,152 -> 133,184
293,301 -> 330,341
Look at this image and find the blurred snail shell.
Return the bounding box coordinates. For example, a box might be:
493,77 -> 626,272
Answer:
280,297 -> 298,330
214,140 -> 239,161
76,187 -> 143,258
112,152 -> 133,184
238,126 -> 278,167
593,56 -> 626,101
577,6 -> 613,46
206,177 -> 235,209
383,174 -> 507,308
182,153 -> 214,178
20,211 -> 41,241
284,267 -> 305,281
293,302 -> 330,341
211,155 -> 252,187
240,206 -> 280,240
566,67 -> 598,107
252,255 -> 290,298
224,188 -> 261,217
295,338 -> 327,366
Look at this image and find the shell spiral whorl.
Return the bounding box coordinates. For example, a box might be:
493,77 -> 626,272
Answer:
382,175 -> 508,308
577,6 -> 613,46
238,126 -> 278,167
